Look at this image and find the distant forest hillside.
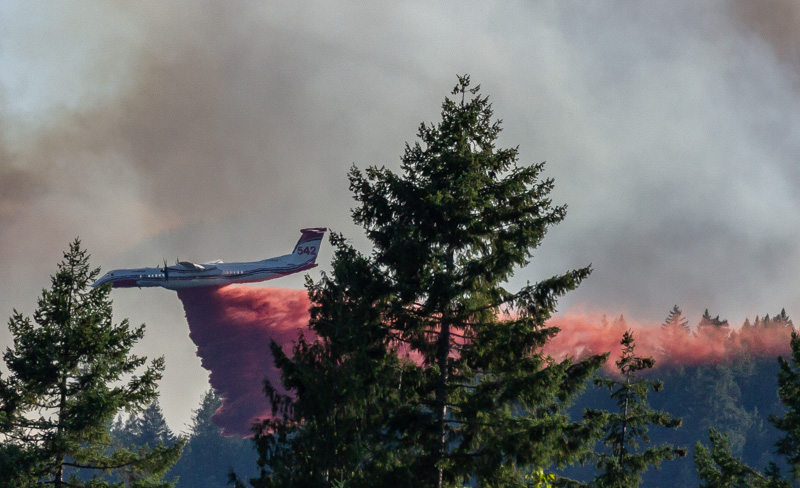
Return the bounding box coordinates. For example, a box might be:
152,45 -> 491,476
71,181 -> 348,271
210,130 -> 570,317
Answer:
563,354 -> 785,486
162,311 -> 798,487
551,308 -> 794,486
155,354 -> 789,487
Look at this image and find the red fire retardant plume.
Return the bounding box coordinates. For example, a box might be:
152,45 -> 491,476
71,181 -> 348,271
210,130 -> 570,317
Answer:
178,286 -> 795,437
177,286 -> 312,437
544,309 -> 793,370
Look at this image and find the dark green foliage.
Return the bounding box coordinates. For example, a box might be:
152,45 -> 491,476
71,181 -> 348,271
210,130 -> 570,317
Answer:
115,400 -> 178,448
662,305 -> 689,332
697,309 -> 729,330
770,332 -> 800,482
244,76 -> 606,488
695,428 -> 768,488
693,364 -> 753,455
647,360 -> 763,486
170,390 -> 257,488
559,357 -> 777,486
239,235 -> 412,488
554,311 -> 800,486
347,75 -> 607,487
587,330 -> 685,487
0,239 -> 183,487
690,330 -> 800,488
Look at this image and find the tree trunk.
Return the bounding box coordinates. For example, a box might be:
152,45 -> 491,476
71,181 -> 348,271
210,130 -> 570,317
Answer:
54,376 -> 67,488
434,318 -> 450,488
618,376 -> 630,466
55,267 -> 74,488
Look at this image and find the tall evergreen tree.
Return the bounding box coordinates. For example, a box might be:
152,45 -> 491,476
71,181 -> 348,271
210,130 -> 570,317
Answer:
241,76 -> 605,488
697,309 -> 729,330
587,330 -> 684,488
695,428 -> 768,488
172,390 -> 257,488
0,239 -> 183,487
116,400 -> 177,448
692,330 -> 800,488
346,75 -> 606,487
187,390 -> 222,438
239,234 -> 413,488
661,305 -> 689,332
694,310 -> 731,355
770,331 -> 800,482
772,309 -> 794,329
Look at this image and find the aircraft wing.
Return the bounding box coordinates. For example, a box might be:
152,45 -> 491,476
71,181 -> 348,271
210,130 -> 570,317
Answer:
173,261 -> 209,271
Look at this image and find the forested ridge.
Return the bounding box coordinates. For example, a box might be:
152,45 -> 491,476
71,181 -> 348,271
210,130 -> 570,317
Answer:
37,331 -> 795,488
106,327 -> 800,488
4,77 -> 800,487
565,310 -> 796,487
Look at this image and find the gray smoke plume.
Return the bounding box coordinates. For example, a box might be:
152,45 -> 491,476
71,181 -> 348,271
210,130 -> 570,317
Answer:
3,1 -> 800,429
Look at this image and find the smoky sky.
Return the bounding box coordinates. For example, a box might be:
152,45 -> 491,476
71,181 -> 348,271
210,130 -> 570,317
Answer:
3,1 -> 800,429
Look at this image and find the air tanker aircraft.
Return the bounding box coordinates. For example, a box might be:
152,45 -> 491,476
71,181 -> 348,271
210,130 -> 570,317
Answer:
92,228 -> 327,290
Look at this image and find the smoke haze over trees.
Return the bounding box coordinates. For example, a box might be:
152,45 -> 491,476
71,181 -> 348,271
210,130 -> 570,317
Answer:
174,278 -> 800,438
5,74 -> 800,486
6,3 -> 800,483
2,239 -> 797,487
5,2 -> 800,431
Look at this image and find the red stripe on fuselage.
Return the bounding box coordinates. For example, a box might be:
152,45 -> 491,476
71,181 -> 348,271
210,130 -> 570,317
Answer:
111,279 -> 139,288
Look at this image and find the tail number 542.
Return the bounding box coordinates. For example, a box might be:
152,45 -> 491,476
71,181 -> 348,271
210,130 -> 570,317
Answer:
296,246 -> 317,255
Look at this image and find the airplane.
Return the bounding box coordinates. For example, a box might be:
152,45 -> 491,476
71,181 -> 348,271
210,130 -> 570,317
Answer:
92,227 -> 327,290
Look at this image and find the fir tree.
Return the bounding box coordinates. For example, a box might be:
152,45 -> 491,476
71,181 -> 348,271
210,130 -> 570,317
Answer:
695,428 -> 768,488
346,75 -> 606,487
662,305 -> 689,332
173,390 -> 257,488
242,76 -> 605,488
239,234 -> 414,488
691,364 -> 754,456
116,400 -> 177,448
587,330 -> 685,488
770,332 -> 800,482
691,331 -> 800,488
772,309 -> 794,329
0,239 -> 183,487
697,309 -> 729,330
187,390 -> 221,439
695,309 -> 730,349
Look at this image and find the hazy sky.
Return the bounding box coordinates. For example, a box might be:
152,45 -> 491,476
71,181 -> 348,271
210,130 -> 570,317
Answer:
3,1 -> 800,431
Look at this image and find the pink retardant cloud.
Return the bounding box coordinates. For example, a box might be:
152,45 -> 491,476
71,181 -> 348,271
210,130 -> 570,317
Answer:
545,310 -> 793,371
178,287 -> 794,436
177,286 -> 312,437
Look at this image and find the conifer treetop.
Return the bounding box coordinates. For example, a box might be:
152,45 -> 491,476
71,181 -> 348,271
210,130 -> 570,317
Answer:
0,238 -> 182,487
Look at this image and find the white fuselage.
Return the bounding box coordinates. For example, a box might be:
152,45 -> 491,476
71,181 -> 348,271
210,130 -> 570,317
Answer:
92,228 -> 326,290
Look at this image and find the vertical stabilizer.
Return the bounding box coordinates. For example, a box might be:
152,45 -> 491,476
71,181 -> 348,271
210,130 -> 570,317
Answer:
287,228 -> 327,265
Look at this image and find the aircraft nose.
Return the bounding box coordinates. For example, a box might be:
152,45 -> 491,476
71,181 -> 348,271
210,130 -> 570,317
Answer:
92,273 -> 112,287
